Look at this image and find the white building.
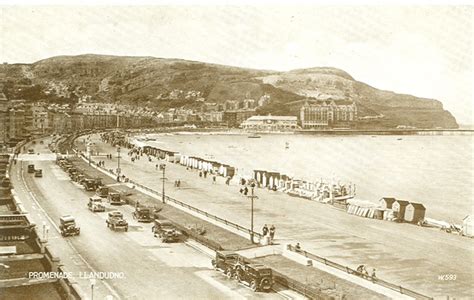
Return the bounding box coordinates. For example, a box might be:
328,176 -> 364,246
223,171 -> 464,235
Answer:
240,115 -> 298,131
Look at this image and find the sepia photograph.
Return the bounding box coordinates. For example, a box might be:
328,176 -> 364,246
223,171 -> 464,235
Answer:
0,2 -> 472,300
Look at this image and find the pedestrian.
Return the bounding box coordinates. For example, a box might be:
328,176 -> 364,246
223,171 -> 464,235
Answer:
239,188 -> 243,194
177,180 -> 181,188
269,225 -> 275,241
174,180 -> 177,187
199,171 -> 202,177
243,186 -> 248,196
262,224 -> 269,236
371,269 -> 376,282
156,164 -> 158,170
213,175 -> 216,184
295,243 -> 301,252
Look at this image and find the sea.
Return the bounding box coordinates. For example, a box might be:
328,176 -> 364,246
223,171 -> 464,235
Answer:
143,133 -> 473,222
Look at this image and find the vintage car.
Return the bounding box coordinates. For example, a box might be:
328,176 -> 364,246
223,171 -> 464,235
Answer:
96,186 -> 109,198
107,192 -> 124,205
34,169 -> 43,178
59,215 -> 80,237
133,207 -> 153,222
233,263 -> 273,292
152,219 -> 180,242
106,211 -> 128,231
211,251 -> 242,278
87,196 -> 106,212
27,148 -> 34,154
83,178 -> 100,191
27,164 -> 35,173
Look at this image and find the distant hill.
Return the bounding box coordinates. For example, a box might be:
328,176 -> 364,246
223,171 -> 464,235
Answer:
0,54 -> 458,128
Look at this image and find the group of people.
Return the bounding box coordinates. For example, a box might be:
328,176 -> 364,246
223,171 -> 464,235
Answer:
356,264 -> 377,281
97,160 -> 106,167
174,180 -> 181,187
262,224 -> 276,243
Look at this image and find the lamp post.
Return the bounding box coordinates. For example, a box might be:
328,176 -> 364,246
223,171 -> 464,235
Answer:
117,146 -> 121,181
159,164 -> 166,203
90,278 -> 96,300
247,185 -> 258,243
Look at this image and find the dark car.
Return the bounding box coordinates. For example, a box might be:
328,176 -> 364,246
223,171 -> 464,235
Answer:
233,263 -> 273,292
133,207 -> 152,222
34,169 -> 43,177
59,215 -> 80,237
27,164 -> 35,173
211,251 -> 242,279
96,186 -> 109,198
152,219 -> 180,242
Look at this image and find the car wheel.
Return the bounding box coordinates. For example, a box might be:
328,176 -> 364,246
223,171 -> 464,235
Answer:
250,280 -> 258,292
225,268 -> 232,279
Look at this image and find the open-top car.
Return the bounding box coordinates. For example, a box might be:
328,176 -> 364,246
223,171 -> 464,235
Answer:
152,219 -> 180,242
133,207 -> 152,222
59,215 -> 80,237
106,211 -> 128,231
88,196 -> 105,212
233,263 -> 273,292
211,251 -> 242,279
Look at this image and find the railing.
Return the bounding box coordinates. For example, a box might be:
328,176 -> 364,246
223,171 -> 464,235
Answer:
287,245 -> 433,300
272,269 -> 333,300
126,177 -> 262,241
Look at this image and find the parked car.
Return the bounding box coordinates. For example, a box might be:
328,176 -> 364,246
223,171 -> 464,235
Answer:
133,207 -> 152,222
27,149 -> 34,154
211,251 -> 242,278
83,178 -> 99,191
96,186 -> 109,198
34,169 -> 43,177
233,263 -> 273,292
27,164 -> 35,173
87,196 -> 105,212
59,215 -> 80,237
152,219 -> 180,242
106,211 -> 128,231
107,192 -> 124,205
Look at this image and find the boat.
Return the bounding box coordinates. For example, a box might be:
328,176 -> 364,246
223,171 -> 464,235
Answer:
248,133 -> 261,138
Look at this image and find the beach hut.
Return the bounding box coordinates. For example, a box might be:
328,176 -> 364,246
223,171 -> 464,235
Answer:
373,209 -> 384,220
404,202 -> 426,224
392,200 -> 410,221
379,197 -> 396,210
462,215 -> 473,237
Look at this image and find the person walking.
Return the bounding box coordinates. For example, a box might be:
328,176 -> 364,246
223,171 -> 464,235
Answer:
243,186 -> 248,196
269,225 -> 276,242
262,224 -> 269,237
213,175 -> 216,184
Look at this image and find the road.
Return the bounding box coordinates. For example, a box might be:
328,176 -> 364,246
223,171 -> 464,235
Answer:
80,133 -> 474,299
12,138 -> 284,300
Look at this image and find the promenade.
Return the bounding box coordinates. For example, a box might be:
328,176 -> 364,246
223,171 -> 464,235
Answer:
80,133 -> 473,299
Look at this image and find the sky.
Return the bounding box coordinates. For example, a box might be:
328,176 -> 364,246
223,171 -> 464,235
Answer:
0,5 -> 473,124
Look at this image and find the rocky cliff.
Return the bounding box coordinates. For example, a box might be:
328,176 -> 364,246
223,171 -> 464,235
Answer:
1,54 -> 458,128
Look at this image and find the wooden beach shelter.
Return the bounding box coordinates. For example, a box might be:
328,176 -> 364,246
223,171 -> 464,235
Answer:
379,197 -> 397,209
462,215 -> 473,237
392,200 -> 410,221
404,202 -> 426,223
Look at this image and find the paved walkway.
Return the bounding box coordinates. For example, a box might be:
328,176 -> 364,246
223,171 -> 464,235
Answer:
80,134 -> 473,299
